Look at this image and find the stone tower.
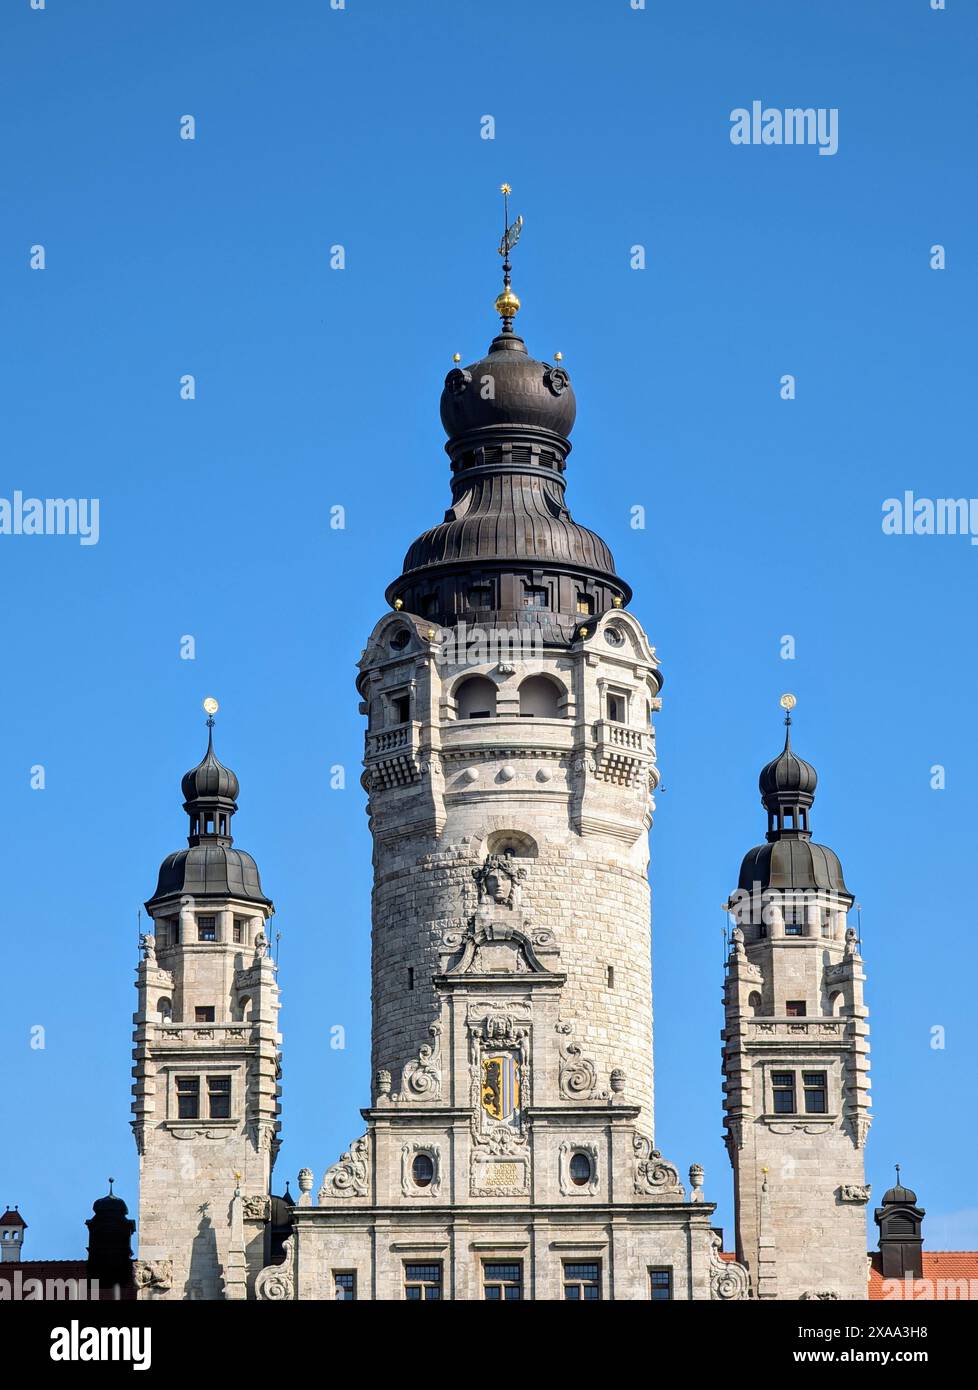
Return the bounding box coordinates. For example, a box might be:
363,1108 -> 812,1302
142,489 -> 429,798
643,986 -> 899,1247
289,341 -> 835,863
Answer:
132,714 -> 281,1300
722,708 -> 871,1300
278,215 -> 740,1302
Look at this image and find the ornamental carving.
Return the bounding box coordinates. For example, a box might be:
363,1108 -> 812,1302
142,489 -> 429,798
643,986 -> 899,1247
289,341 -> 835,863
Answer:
445,366 -> 472,395
556,1021 -> 602,1100
242,1195 -> 270,1221
473,854 -> 526,909
442,916 -> 552,977
544,365 -> 570,396
633,1136 -> 684,1197
400,1143 -> 442,1198
559,1141 -> 599,1196
709,1233 -> 749,1301
800,1290 -> 841,1300
839,1184 -> 871,1203
396,1023 -> 442,1101
319,1134 -> 370,1200
255,1239 -> 295,1301
134,1259 -> 172,1293
846,1115 -> 872,1149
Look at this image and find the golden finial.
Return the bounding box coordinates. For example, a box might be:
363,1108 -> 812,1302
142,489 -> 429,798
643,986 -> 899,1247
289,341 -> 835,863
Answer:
612,596 -> 623,608
780,692 -> 796,711
496,183 -> 523,330
452,352 -> 461,363
554,351 -> 563,362
393,598 -> 403,611
427,628 -> 435,639
578,626 -> 589,639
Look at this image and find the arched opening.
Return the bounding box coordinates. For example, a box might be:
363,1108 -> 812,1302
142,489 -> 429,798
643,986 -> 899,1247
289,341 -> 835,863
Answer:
157,996 -> 172,1022
748,991 -> 762,1017
455,675 -> 497,719
485,829 -> 538,859
830,990 -> 844,1017
236,996 -> 253,1023
518,674 -> 562,718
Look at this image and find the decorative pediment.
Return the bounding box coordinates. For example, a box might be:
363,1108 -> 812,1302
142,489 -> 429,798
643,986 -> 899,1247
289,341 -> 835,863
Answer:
441,916 -> 557,977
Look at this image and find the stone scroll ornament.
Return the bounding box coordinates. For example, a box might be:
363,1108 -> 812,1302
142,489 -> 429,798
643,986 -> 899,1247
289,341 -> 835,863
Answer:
242,1195 -> 270,1221
397,1023 -> 442,1101
633,1135 -> 685,1197
319,1135 -> 370,1200
556,1021 -> 601,1099
255,1238 -> 295,1301
709,1232 -> 749,1301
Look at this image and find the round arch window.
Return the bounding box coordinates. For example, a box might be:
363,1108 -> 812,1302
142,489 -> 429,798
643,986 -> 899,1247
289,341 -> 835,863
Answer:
412,1152 -> 435,1188
569,1151 -> 592,1187
389,628 -> 411,651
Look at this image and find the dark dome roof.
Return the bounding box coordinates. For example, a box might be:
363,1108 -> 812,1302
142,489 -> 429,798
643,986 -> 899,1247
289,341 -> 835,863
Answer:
759,744 -> 817,798
440,333 -> 576,440
92,1191 -> 129,1217
182,738 -> 239,804
148,843 -> 270,907
881,1183 -> 918,1206
738,838 -> 850,896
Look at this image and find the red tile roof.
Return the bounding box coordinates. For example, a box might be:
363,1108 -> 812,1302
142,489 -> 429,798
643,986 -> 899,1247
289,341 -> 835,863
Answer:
868,1252 -> 978,1300
0,1209 -> 26,1227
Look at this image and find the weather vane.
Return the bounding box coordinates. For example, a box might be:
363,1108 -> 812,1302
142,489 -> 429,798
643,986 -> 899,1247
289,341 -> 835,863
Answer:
495,183 -> 523,331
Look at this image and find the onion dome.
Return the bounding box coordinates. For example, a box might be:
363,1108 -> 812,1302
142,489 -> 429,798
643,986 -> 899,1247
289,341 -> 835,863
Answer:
738,708 -> 851,899
86,1180 -> 135,1288
386,188 -> 630,640
146,714 -> 271,909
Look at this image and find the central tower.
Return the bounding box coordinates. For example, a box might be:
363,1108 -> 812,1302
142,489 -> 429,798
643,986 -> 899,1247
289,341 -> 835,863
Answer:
281,197 -> 738,1301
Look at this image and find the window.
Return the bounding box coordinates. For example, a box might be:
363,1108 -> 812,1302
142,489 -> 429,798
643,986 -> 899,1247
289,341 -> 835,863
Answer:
389,628 -> 411,651
569,1152 -> 593,1187
404,1263 -> 442,1300
411,1153 -> 435,1188
407,967 -> 414,991
176,1076 -> 200,1120
649,1268 -> 673,1301
522,586 -> 549,609
518,674 -> 561,718
469,586 -> 492,610
195,1006 -> 215,1023
197,916 -> 217,942
748,991 -> 762,1016
563,1262 -> 600,1300
392,693 -> 410,724
483,1262 -> 522,1301
233,919 -> 244,944
576,594 -> 594,615
785,924 -> 803,937
803,1071 -> 828,1115
333,1272 -> 356,1301
208,1075 -> 231,1120
606,965 -> 615,988
772,1071 -> 796,1114
785,1000 -> 807,1018
606,693 -> 625,723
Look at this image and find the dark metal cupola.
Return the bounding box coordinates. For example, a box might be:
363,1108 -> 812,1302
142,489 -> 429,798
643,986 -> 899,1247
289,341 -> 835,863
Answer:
386,186 -> 631,642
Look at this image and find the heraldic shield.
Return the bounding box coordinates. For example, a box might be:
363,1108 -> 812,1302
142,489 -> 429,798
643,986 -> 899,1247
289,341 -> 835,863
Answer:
482,1053 -> 520,1123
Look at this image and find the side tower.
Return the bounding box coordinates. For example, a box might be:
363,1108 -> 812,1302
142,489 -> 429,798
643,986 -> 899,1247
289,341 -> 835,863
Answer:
132,709 -> 281,1300
722,702 -> 871,1300
288,198 -> 738,1303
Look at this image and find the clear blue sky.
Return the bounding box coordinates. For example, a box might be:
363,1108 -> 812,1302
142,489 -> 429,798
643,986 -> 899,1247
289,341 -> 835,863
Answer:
2,0 -> 975,1258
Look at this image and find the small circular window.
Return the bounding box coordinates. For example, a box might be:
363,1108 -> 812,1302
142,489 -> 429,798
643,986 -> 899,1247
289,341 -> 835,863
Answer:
412,1153 -> 435,1188
389,628 -> 411,651
604,626 -> 625,648
569,1151 -> 592,1187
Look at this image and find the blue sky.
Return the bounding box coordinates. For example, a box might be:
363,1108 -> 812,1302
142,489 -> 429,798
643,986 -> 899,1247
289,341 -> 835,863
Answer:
2,0 -> 976,1258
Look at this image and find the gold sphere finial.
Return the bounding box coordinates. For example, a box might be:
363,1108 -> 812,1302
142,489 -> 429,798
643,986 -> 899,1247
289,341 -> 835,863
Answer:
780,693 -> 797,712
452,352 -> 461,363
578,626 -> 589,639
393,598 -> 403,611
500,182 -> 512,196
612,596 -> 623,608
554,351 -> 563,362
494,286 -> 520,320
202,696 -> 219,717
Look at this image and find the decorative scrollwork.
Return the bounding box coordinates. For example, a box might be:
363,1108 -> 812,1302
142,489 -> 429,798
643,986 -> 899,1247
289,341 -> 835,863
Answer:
134,1259 -> 172,1293
397,1023 -> 442,1100
709,1232 -> 749,1301
556,1021 -> 599,1099
633,1135 -> 684,1197
255,1240 -> 295,1301
319,1135 -> 370,1200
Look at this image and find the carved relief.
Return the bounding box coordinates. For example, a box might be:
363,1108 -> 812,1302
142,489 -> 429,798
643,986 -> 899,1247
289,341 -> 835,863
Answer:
396,1023 -> 442,1101
319,1135 -> 370,1200
400,1143 -> 442,1198
633,1136 -> 685,1198
134,1259 -> 172,1293
559,1141 -> 599,1196
442,916 -> 552,977
847,1114 -> 872,1149
838,1184 -> 871,1203
800,1290 -> 841,1300
242,1195 -> 270,1221
473,854 -> 526,909
255,1239 -> 295,1301
556,1021 -> 602,1099
709,1232 -> 749,1301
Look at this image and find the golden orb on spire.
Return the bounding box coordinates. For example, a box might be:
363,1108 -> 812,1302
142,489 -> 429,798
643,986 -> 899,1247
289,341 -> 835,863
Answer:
494,285 -> 520,320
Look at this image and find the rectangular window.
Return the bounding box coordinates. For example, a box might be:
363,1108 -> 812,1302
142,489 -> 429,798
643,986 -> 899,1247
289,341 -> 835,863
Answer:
333,1271 -> 356,1301
649,1268 -> 673,1301
233,919 -> 244,944
563,1261 -> 600,1301
195,1006 -> 215,1023
522,587 -> 549,609
784,923 -> 803,937
176,1076 -> 200,1120
207,1075 -> 231,1120
785,1000 -> 807,1018
772,1071 -> 796,1114
469,587 -> 492,610
392,694 -> 410,724
404,1262 -> 442,1301
483,1262 -> 522,1301
197,915 -> 217,942
576,595 -> 594,615
803,1071 -> 828,1115
606,694 -> 625,723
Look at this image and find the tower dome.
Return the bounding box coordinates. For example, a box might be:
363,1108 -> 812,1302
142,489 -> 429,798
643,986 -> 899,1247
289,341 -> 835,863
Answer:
181,729 -> 239,804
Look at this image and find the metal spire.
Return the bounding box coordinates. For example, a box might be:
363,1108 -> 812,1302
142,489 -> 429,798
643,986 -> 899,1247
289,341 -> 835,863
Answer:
495,183 -> 522,331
